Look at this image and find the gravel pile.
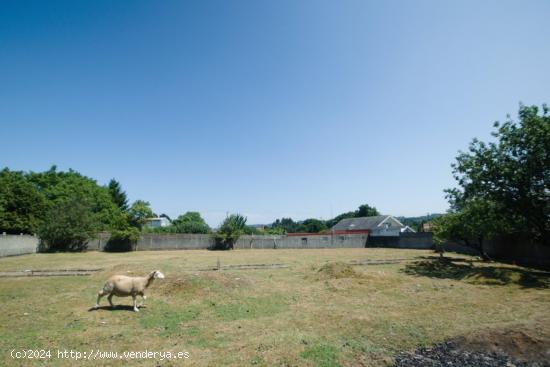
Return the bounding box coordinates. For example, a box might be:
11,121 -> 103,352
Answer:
394,341 -> 547,367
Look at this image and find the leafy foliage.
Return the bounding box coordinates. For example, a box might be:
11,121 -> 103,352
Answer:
105,227 -> 140,252
437,104 -> 550,256
128,200 -> 155,229
172,212 -> 210,233
38,195 -> 99,251
296,218 -> 327,233
144,211 -> 211,234
0,169 -> 47,234
0,166 -> 139,250
213,214 -> 247,250
271,217 -> 299,233
108,179 -> 129,212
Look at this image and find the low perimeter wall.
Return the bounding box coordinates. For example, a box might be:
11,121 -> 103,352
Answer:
86,232 -> 432,251
367,232 -> 433,249
0,234 -> 39,257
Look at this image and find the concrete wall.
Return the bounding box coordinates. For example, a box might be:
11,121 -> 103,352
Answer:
235,234 -> 368,249
85,232 -> 433,251
443,235 -> 550,269
138,234 -> 213,250
367,232 -> 433,249
397,232 -> 434,249
0,234 -> 39,257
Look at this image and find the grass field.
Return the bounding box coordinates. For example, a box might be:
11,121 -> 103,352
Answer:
1,248 -> 549,366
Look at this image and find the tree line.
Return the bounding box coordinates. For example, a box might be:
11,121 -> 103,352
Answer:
0,165 -> 383,250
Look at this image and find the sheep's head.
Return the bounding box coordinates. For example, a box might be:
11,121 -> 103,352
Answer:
153,270 -> 165,279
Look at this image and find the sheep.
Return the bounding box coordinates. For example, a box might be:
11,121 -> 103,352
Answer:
94,270 -> 165,312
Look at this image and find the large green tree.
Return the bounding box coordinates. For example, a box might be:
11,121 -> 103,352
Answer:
0,169 -> 47,234
439,104 -> 550,255
27,166 -> 125,230
171,211 -> 210,234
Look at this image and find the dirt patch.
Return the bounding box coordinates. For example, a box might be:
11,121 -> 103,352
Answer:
314,262 -> 363,280
394,320 -> 550,366
453,320 -> 550,365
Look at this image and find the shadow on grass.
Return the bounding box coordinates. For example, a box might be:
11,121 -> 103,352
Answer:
88,305 -> 146,312
402,256 -> 550,289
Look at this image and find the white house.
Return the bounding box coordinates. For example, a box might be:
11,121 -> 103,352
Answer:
331,215 -> 407,236
144,217 -> 171,228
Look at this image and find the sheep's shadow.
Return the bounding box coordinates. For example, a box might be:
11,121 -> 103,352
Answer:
88,305 -> 147,312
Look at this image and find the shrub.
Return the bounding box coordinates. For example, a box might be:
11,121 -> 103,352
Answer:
212,214 -> 247,250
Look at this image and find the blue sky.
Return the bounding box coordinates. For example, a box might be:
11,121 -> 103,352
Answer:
1,0 -> 549,226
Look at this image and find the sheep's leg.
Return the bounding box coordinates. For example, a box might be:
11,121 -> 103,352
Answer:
139,294 -> 147,308
107,294 -> 114,308
95,290 -> 105,309
132,294 -> 139,312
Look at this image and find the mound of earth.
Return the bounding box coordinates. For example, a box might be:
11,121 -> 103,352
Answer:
315,262 -> 362,279
394,320 -> 550,367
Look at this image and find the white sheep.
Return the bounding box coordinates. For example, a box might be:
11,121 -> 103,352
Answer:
94,270 -> 165,312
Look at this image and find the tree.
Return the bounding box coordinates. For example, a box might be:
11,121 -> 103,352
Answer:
445,104 -> 550,248
356,204 -> 380,218
27,166 -> 125,231
0,169 -> 47,234
296,218 -> 327,233
271,217 -> 299,233
38,195 -> 99,251
128,200 -> 155,229
108,179 -> 129,212
213,214 -> 247,250
172,211 -> 210,234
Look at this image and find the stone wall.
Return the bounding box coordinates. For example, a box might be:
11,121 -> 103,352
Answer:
0,234 -> 39,257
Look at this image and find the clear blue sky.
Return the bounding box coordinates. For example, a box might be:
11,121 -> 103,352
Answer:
1,0 -> 549,226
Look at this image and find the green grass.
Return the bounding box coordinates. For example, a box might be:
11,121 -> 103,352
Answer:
0,248 -> 548,366
300,344 -> 341,367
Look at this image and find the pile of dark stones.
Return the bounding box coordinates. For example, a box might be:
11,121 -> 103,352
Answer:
393,341 -> 546,367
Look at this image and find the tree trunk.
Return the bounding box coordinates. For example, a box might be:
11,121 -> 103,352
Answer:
477,235 -> 490,261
